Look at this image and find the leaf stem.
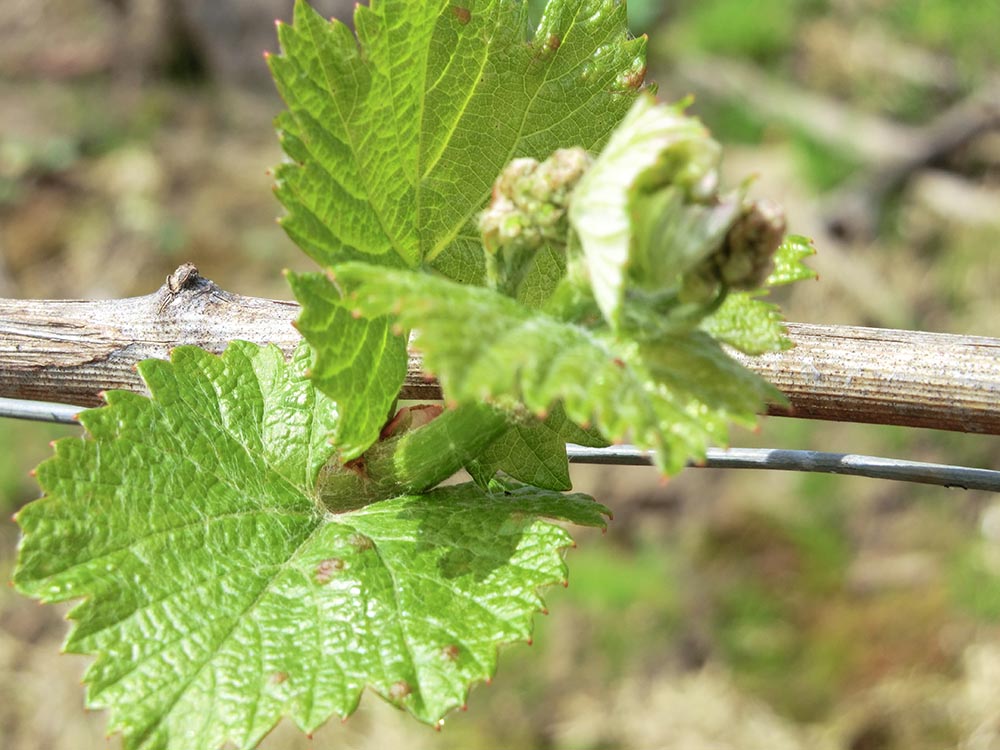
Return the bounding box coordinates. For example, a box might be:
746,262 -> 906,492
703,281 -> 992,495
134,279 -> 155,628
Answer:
318,403 -> 510,511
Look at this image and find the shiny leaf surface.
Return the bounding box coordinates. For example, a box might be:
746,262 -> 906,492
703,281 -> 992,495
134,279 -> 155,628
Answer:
14,342 -> 608,749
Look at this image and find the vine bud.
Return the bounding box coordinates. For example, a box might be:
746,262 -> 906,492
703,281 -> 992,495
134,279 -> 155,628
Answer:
717,199 -> 786,290
479,148 -> 592,294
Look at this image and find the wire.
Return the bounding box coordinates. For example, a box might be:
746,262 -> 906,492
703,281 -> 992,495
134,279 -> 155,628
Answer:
0,397 -> 82,424
1,396 -> 996,492
566,445 -> 1000,493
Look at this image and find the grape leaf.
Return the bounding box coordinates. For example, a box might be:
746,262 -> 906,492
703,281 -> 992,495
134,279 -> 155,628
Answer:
468,403 -> 608,491
287,270 -> 406,460
269,0 -> 647,280
271,0 -> 647,456
700,292 -> 790,355
767,234 -> 817,286
328,264 -> 783,473
13,341 -> 608,750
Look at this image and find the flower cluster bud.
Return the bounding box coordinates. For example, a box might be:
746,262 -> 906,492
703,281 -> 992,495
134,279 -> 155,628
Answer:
480,148 -> 592,261
716,198 -> 786,290
680,198 -> 786,303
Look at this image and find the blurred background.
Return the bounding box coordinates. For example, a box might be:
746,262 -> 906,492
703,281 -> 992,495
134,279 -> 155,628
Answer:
1,1 -> 999,748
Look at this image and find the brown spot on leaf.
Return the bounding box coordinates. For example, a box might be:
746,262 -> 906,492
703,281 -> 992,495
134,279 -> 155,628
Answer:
623,64 -> 647,90
452,6 -> 471,24
350,533 -> 374,552
389,680 -> 411,701
547,34 -> 561,50
315,558 -> 344,584
441,644 -> 460,661
270,671 -> 288,684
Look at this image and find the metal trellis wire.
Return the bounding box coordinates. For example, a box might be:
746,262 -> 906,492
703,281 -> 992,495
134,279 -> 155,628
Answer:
1,396 -> 998,493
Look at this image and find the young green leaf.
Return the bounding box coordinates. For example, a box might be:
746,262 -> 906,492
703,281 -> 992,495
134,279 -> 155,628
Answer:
468,403 -> 608,491
700,292 -> 790,355
568,93 -> 724,327
766,234 -> 818,286
287,270 -> 406,460
270,0 -> 647,281
330,264 -> 783,473
14,341 -> 608,750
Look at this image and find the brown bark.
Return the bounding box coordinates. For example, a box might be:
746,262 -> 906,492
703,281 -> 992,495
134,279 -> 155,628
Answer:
1,265 -> 998,434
